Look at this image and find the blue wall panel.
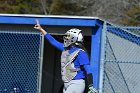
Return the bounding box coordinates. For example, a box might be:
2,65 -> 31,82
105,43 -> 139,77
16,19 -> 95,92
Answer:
90,25 -> 102,89
0,16 -> 96,26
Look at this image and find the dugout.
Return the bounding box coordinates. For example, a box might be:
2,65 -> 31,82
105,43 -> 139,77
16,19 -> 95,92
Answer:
0,14 -> 104,93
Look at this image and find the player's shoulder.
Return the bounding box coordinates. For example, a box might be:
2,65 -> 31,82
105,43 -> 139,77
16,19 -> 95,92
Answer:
75,47 -> 84,52
76,48 -> 86,55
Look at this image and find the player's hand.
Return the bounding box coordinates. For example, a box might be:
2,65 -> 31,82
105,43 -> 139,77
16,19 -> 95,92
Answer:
88,85 -> 98,93
34,19 -> 47,35
34,19 -> 42,30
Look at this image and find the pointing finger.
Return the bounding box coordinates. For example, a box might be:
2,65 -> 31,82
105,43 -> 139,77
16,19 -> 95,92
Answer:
36,19 -> 39,24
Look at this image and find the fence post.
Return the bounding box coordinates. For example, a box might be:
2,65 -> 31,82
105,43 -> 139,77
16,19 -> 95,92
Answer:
99,21 -> 107,93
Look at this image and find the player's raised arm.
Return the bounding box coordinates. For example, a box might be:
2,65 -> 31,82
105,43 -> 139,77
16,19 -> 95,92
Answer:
34,19 -> 47,35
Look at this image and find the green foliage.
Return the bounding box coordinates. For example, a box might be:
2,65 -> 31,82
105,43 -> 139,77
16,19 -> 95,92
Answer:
0,0 -> 85,15
49,0 -> 65,15
122,5 -> 140,26
0,0 -> 43,14
49,0 -> 86,15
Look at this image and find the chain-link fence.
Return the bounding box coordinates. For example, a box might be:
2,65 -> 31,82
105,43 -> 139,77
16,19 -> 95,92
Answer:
0,29 -> 43,93
101,24 -> 140,93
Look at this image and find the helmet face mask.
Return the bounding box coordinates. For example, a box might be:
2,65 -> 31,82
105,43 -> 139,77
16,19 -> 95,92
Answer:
63,28 -> 83,47
63,34 -> 71,40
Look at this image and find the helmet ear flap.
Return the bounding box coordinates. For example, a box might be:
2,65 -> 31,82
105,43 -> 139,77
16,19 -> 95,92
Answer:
77,33 -> 83,42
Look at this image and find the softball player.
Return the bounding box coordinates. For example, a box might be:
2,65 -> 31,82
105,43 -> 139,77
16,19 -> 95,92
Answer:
34,20 -> 98,93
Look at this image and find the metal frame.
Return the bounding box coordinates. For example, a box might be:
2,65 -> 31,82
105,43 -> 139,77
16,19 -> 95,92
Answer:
38,34 -> 44,93
99,22 -> 107,93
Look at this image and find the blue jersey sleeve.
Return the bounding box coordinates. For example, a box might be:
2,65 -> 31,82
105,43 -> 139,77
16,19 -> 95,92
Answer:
44,34 -> 64,51
78,50 -> 91,74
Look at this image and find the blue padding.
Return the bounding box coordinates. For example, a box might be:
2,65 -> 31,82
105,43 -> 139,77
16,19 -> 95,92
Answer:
108,27 -> 140,45
0,16 -> 96,26
90,26 -> 102,89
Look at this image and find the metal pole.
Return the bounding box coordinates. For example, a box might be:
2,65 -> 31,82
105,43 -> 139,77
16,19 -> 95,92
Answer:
38,33 -> 45,93
99,21 -> 107,93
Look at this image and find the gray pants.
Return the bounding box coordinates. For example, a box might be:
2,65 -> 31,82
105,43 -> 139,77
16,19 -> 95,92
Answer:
63,79 -> 85,93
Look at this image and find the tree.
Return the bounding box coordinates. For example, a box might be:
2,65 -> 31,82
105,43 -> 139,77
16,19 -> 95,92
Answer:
49,0 -> 86,15
0,0 -> 43,14
49,0 -> 65,15
121,5 -> 140,26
